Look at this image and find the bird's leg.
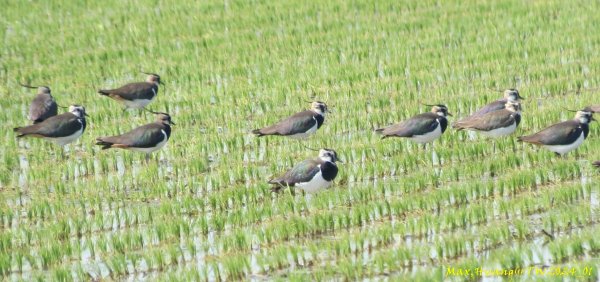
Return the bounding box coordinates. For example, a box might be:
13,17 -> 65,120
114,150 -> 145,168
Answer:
493,141 -> 497,155
145,153 -> 150,163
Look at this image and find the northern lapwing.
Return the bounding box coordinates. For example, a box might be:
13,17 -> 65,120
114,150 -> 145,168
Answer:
457,89 -> 524,123
98,72 -> 162,110
269,148 -> 339,194
21,84 -> 58,124
252,101 -> 328,139
518,110 -> 594,156
375,104 -> 451,145
453,101 -> 522,138
14,105 -> 87,146
96,112 -> 174,161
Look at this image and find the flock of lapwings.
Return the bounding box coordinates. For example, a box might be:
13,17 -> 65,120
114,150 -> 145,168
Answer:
13,75 -> 599,194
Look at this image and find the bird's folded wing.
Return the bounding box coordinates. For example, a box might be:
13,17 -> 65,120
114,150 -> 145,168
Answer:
19,114 -> 78,137
101,124 -> 164,148
381,114 -> 437,137
29,95 -> 56,122
104,82 -> 153,101
262,111 -> 316,135
525,121 -> 581,145
465,111 -> 514,131
271,159 -> 320,185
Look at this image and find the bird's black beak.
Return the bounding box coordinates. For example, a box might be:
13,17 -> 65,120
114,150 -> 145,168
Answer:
447,112 -> 453,116
170,120 -> 176,125
591,116 -> 596,122
84,113 -> 89,117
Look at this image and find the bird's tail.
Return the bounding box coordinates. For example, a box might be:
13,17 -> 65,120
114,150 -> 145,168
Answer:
452,122 -> 466,130
98,90 -> 110,96
374,128 -> 389,139
516,135 -> 532,143
95,138 -> 114,150
13,127 -> 25,138
252,129 -> 264,136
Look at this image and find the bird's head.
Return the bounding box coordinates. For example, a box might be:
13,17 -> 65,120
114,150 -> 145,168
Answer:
318,148 -> 339,163
504,89 -> 524,101
310,101 -> 329,115
69,105 -> 88,118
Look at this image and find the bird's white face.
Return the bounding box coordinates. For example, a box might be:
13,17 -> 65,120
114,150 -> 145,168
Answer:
575,111 -> 593,124
504,89 -> 521,101
318,149 -> 338,162
146,74 -> 161,85
311,101 -> 328,115
69,105 -> 87,118
432,105 -> 451,117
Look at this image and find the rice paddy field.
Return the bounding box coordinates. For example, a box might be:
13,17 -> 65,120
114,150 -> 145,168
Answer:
1,0 -> 600,281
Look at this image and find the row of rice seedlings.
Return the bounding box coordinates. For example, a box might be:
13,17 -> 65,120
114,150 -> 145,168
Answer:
3,158 -> 584,270
2,167 -> 584,266
199,181 -> 592,271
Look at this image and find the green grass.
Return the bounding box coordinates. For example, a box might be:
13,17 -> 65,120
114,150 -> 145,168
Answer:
1,0 -> 599,280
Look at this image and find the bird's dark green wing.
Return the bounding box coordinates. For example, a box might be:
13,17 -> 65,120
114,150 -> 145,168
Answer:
521,120 -> 581,145
257,111 -> 317,136
101,82 -> 157,101
17,113 -> 81,137
269,159 -> 320,186
99,123 -> 166,148
379,113 -> 438,137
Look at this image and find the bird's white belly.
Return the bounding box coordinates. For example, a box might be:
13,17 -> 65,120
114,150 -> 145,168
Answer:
543,132 -> 585,155
296,170 -> 332,193
47,127 -> 84,146
124,99 -> 152,109
480,122 -> 516,138
288,122 -> 318,140
129,130 -> 168,153
409,124 -> 442,144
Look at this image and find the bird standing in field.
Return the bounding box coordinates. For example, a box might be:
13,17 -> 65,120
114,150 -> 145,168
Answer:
14,105 -> 87,147
22,84 -> 58,124
376,104 -> 451,145
518,110 -> 594,156
252,101 -> 328,139
456,89 -> 524,123
453,101 -> 522,138
593,161 -> 600,168
98,72 -> 163,111
269,148 -> 339,194
96,112 -> 174,162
